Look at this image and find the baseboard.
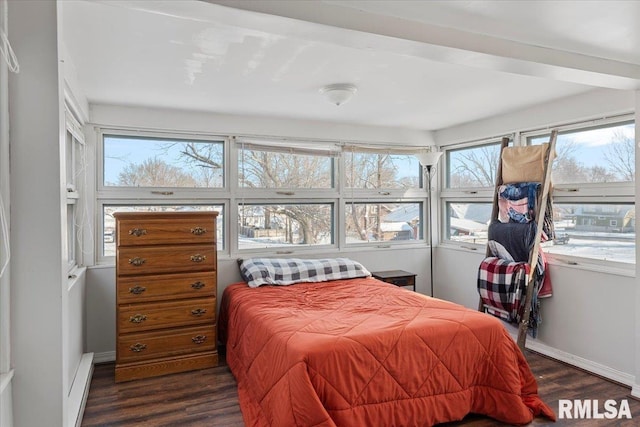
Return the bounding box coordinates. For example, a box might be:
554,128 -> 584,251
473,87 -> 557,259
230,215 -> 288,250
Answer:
68,353 -> 94,427
507,330 -> 635,387
93,351 -> 115,364
0,370 -> 14,427
631,384 -> 640,399
0,369 -> 13,394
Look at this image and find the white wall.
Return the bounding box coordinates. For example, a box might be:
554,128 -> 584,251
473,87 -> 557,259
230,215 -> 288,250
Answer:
0,0 -> 12,423
90,104 -> 434,146
7,3 -> 92,427
434,88 -> 638,386
9,2 -> 66,426
435,88 -> 635,145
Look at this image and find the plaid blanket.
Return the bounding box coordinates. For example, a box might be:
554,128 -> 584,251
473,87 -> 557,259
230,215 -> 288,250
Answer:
477,257 -> 530,322
240,257 -> 371,288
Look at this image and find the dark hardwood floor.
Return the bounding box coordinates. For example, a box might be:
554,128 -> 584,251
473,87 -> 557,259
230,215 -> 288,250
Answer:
81,351 -> 640,426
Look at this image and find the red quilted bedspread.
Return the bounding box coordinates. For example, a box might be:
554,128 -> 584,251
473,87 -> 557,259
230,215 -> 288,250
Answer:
219,277 -> 555,426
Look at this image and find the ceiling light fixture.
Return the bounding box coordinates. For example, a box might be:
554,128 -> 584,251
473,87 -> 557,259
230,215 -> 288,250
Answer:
320,83 -> 357,106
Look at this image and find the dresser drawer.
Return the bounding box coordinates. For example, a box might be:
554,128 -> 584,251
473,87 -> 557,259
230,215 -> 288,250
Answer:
117,325 -> 216,363
117,272 -> 215,303
117,245 -> 216,276
117,216 -> 216,247
118,297 -> 216,333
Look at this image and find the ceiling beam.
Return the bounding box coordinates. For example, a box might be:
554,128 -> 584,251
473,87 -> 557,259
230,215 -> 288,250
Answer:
206,0 -> 640,90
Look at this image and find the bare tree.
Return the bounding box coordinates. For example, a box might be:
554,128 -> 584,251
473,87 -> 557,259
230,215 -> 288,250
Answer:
604,130 -> 635,181
450,145 -> 500,187
155,141 -> 224,187
237,149 -> 334,243
118,157 -> 197,187
344,153 -> 414,241
345,153 -> 399,188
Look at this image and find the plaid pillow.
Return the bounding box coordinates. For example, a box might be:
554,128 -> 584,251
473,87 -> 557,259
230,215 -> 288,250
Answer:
239,257 -> 371,288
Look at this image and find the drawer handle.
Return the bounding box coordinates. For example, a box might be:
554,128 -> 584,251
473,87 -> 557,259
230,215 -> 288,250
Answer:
129,257 -> 146,266
129,314 -> 147,324
128,228 -> 147,237
128,286 -> 147,295
191,227 -> 207,236
190,254 -> 206,263
192,335 -> 207,344
191,281 -> 205,290
191,308 -> 207,317
129,343 -> 147,352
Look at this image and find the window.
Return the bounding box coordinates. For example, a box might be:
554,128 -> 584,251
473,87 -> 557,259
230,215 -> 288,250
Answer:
441,138 -> 505,244
529,120 -> 634,185
344,150 -> 420,189
239,145 -> 334,189
98,131 -> 227,260
544,203 -> 634,263
525,119 -> 634,265
446,142 -> 502,189
446,202 -> 492,245
65,109 -> 85,270
238,203 -> 333,250
343,147 -> 426,247
442,117 -> 635,266
97,131 -> 428,260
103,135 -> 224,188
346,202 -> 423,243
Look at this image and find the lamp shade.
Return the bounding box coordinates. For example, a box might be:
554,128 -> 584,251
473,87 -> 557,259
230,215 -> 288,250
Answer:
415,149 -> 442,167
320,83 -> 357,106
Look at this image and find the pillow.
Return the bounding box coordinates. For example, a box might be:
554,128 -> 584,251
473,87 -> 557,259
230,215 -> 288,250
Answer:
239,257 -> 371,288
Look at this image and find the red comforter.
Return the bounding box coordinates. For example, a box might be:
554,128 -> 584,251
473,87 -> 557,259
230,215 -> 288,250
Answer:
219,277 -> 555,426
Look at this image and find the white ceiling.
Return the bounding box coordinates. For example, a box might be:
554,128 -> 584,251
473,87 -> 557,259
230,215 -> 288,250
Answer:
61,0 -> 640,131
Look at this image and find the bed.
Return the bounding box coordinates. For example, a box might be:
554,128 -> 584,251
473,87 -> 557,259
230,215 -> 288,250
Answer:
219,258 -> 555,426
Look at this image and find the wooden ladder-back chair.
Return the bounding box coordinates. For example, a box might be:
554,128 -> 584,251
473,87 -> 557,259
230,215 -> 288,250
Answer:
478,130 -> 558,351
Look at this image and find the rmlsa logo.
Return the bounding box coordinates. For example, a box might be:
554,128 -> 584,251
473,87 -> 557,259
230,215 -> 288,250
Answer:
559,399 -> 632,419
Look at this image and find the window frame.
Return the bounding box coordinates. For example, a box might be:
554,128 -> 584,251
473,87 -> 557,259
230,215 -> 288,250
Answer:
96,129 -> 430,263
97,128 -> 229,200
341,146 -> 429,248
64,108 -> 85,272
343,199 -> 425,246
96,128 -> 231,263
440,136 -> 507,251
441,115 -> 635,271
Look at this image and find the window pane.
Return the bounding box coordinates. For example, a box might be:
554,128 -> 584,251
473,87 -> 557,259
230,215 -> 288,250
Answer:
346,202 -> 422,243
238,148 -> 333,189
547,203 -> 635,263
447,142 -> 501,188
345,152 -> 420,189
103,205 -> 224,256
66,130 -> 75,189
529,121 -> 635,184
238,203 -> 333,249
104,135 -> 224,188
67,203 -> 76,268
446,202 -> 492,244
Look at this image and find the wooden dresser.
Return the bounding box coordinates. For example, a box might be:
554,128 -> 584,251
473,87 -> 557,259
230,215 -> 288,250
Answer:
114,211 -> 218,382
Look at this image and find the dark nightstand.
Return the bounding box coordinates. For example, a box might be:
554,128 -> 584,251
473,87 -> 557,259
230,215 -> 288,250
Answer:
371,270 -> 416,291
